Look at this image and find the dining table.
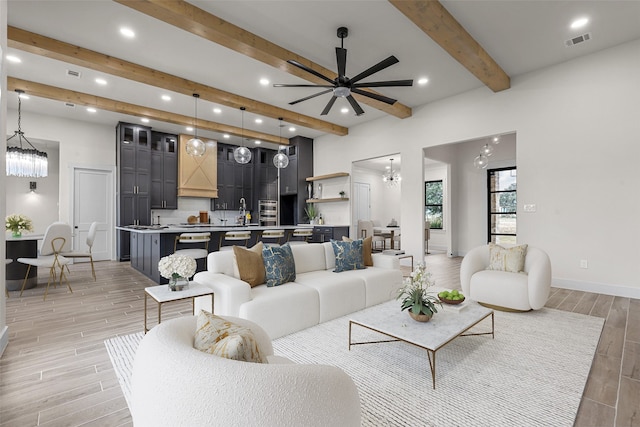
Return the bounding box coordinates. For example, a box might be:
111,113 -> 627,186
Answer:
5,233 -> 44,291
372,227 -> 400,250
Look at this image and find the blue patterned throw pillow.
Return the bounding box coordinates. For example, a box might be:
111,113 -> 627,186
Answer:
331,239 -> 365,273
262,243 -> 296,287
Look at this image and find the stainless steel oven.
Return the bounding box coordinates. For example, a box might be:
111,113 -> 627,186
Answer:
259,200 -> 277,226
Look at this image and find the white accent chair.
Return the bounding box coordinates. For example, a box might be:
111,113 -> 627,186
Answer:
62,221 -> 98,280
131,315 -> 361,427
460,244 -> 552,311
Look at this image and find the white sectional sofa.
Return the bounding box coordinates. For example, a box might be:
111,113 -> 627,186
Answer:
194,242 -> 403,339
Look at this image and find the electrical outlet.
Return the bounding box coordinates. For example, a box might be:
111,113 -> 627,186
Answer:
523,204 -> 537,212
580,260 -> 588,269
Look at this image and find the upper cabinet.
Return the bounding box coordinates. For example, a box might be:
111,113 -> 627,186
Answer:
279,136 -> 313,225
150,132 -> 178,209
177,134 -> 218,198
213,143 -> 254,211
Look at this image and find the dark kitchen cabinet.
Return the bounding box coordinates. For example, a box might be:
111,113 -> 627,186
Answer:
130,232 -> 161,282
279,136 -> 313,225
117,122 -> 152,261
150,132 -> 178,210
311,226 -> 349,243
212,143 -> 254,212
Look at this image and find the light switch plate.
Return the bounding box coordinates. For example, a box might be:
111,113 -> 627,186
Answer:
523,204 -> 537,212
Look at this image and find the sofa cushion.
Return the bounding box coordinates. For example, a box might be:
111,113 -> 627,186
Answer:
469,269 -> 531,310
263,243 -> 296,287
343,236 -> 373,266
194,311 -> 266,363
295,271 -> 366,323
232,242 -> 265,287
488,243 -> 528,273
289,242 -> 328,273
331,239 -> 365,272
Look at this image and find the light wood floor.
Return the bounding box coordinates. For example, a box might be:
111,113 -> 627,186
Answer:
1,256 -> 638,426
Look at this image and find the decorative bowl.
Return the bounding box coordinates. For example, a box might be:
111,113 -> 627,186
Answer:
439,295 -> 465,305
408,311 -> 433,322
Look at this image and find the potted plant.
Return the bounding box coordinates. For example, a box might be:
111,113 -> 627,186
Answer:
6,214 -> 33,238
396,262 -> 441,322
304,203 -> 318,224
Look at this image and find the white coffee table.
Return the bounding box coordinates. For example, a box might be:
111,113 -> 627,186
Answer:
348,300 -> 494,389
144,282 -> 214,333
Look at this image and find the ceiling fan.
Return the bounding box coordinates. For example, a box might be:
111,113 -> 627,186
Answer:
274,27 -> 413,116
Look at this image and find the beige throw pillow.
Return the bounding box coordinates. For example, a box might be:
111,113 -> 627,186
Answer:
232,242 -> 265,287
488,243 -> 528,273
342,235 -> 373,266
194,311 -> 266,363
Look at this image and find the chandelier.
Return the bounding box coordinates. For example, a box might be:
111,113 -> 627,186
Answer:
185,93 -> 206,157
382,158 -> 401,187
6,90 -> 48,178
234,107 -> 252,164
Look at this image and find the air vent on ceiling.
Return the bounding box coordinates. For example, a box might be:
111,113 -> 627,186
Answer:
66,69 -> 82,78
565,33 -> 592,47
64,102 -> 76,108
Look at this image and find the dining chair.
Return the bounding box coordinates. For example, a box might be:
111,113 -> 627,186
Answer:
358,220 -> 385,251
174,232 -> 211,260
62,221 -> 98,280
17,222 -> 73,300
219,230 -> 251,250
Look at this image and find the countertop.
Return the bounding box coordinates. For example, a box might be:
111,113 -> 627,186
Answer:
116,224 -> 319,234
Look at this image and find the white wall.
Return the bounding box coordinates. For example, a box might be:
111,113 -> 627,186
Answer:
352,165 -> 401,227
1,0 -> 8,356
313,39 -> 640,298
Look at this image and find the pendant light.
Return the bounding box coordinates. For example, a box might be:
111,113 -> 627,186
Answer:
233,107 -> 252,164
185,93 -> 206,157
6,90 -> 48,178
273,117 -> 289,169
474,153 -> 489,169
382,158 -> 401,187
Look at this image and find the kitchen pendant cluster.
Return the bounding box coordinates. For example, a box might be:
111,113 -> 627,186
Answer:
6,90 -> 48,178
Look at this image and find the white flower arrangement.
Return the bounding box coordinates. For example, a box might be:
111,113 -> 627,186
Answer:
6,214 -> 34,234
158,254 -> 197,280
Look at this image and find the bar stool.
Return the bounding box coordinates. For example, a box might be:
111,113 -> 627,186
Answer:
259,229 -> 285,246
219,230 -> 251,250
174,233 -> 211,261
287,228 -> 313,244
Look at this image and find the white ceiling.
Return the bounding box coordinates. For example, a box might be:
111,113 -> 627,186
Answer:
6,1 -> 640,154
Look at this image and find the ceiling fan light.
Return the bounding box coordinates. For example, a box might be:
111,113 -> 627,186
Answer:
334,87 -> 350,98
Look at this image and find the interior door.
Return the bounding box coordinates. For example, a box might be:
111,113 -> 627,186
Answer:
353,182 -> 371,223
72,167 -> 114,261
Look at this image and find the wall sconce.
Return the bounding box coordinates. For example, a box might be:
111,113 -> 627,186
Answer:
29,181 -> 37,192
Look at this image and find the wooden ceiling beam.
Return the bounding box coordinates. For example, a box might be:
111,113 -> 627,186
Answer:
114,0 -> 412,119
389,0 -> 510,92
8,26 -> 346,137
8,77 -> 286,145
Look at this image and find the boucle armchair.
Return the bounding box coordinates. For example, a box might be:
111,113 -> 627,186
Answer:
131,315 -> 361,427
460,244 -> 552,311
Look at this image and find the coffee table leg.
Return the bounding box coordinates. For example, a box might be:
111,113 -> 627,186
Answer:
144,293 -> 148,334
158,301 -> 162,326
348,321 -> 352,350
427,349 -> 436,389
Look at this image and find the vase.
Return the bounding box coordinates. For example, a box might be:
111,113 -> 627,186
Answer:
168,276 -> 189,292
11,231 -> 22,238
409,311 -> 432,322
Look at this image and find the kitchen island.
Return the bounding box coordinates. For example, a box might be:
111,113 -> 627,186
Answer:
117,224 -> 348,284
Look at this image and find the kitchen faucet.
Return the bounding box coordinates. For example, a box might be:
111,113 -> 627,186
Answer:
239,197 -> 247,225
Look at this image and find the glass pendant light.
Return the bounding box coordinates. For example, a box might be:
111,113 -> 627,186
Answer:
273,117 -> 289,169
6,90 -> 48,177
234,107 -> 252,164
480,143 -> 494,157
474,153 -> 489,169
185,93 -> 206,157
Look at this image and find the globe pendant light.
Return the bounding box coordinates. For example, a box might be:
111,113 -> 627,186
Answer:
480,143 -> 494,157
234,107 -> 252,164
185,93 -> 206,157
474,153 -> 489,169
273,117 -> 289,169
6,90 -> 48,177
382,158 -> 401,187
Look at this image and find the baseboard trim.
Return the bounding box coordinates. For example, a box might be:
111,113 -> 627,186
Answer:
554,278 -> 640,299
0,326 -> 8,357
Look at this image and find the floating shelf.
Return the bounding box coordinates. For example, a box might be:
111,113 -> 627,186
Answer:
306,172 -> 349,182
306,197 -> 349,203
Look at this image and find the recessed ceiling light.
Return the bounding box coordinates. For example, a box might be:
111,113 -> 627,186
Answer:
571,17 -> 589,29
120,27 -> 135,38
6,55 -> 21,63
288,127 -> 296,132
141,118 -> 150,123
186,126 -> 194,132
341,107 -> 349,114
95,78 -> 107,85
223,134 -> 230,139
161,94 -> 171,101
255,118 -> 263,124
259,78 -> 269,86
87,107 -> 97,113
213,108 -> 222,114
255,140 -> 261,145
418,77 -> 429,85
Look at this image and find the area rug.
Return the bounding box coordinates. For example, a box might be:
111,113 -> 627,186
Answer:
105,307 -> 603,427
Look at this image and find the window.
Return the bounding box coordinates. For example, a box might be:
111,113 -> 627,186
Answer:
425,180 -> 443,229
488,167 -> 517,244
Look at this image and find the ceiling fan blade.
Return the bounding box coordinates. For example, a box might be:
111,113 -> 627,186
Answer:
273,84 -> 334,88
289,89 -> 333,105
336,47 -> 347,78
320,96 -> 338,116
346,95 -> 365,116
288,60 -> 335,85
350,56 -> 399,84
351,88 -> 397,105
352,79 -> 413,88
